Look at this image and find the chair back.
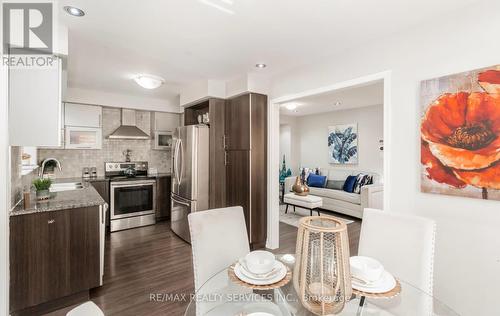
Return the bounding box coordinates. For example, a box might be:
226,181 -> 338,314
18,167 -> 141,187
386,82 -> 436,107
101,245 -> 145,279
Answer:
188,206 -> 250,292
358,208 -> 436,295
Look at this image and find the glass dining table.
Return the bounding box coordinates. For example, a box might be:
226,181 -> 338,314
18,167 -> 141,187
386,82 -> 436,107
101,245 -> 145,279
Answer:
184,254 -> 459,316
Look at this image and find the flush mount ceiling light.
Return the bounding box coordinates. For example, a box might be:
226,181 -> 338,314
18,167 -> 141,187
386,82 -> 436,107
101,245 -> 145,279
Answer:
284,103 -> 298,111
199,0 -> 235,15
63,6 -> 85,17
133,74 -> 165,89
255,63 -> 267,68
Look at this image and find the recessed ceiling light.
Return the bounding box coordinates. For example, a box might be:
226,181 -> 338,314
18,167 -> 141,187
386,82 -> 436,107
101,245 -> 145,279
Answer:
285,103 -> 297,110
255,63 -> 267,68
63,6 -> 85,17
133,74 -> 165,89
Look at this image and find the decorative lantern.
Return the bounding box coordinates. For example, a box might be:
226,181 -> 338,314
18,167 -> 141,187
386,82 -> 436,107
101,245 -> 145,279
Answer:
293,216 -> 352,315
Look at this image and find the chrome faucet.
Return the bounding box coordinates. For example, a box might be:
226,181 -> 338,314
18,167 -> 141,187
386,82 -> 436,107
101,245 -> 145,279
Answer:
39,158 -> 62,178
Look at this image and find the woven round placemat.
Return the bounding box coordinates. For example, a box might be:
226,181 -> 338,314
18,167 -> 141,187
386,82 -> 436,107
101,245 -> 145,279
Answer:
227,263 -> 292,290
352,279 -> 401,299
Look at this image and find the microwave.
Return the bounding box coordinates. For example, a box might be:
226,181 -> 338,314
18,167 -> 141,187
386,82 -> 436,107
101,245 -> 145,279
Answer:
154,131 -> 173,150
65,126 -> 102,149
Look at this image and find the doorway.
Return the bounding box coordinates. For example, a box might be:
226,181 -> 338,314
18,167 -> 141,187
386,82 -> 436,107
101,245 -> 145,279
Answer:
266,71 -> 392,249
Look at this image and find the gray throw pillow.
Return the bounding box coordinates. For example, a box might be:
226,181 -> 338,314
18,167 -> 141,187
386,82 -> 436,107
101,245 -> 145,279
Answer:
326,180 -> 344,190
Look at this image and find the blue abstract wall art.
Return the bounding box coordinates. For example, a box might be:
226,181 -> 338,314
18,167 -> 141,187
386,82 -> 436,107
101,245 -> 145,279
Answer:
328,124 -> 358,164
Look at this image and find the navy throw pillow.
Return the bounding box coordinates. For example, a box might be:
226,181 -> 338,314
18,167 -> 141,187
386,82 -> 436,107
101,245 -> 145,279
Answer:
307,174 -> 327,188
343,175 -> 357,193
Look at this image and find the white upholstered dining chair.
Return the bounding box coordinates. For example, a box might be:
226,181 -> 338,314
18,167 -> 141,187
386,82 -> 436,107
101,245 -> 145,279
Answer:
188,206 -> 250,292
358,208 -> 436,295
188,207 -> 253,316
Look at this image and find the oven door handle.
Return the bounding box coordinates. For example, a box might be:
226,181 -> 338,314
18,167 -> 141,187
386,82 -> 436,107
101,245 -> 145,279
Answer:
110,182 -> 156,189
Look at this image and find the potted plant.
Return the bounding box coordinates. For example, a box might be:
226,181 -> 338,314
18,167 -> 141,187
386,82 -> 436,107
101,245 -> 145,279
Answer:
33,178 -> 52,200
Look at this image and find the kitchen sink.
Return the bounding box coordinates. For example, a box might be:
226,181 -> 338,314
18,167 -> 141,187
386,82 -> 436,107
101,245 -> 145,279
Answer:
49,182 -> 84,192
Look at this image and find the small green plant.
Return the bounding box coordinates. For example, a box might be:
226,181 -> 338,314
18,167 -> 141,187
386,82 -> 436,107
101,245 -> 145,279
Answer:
33,178 -> 52,191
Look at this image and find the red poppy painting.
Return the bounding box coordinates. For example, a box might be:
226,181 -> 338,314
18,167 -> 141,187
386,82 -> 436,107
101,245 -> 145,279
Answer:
420,65 -> 500,200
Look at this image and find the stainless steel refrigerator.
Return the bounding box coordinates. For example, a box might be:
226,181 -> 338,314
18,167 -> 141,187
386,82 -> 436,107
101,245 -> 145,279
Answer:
171,125 -> 209,242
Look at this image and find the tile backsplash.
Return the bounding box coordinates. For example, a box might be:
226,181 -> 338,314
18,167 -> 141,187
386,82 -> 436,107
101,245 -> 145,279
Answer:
38,107 -> 172,178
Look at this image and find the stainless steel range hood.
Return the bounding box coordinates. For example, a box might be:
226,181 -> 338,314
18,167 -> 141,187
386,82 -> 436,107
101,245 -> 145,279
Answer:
108,109 -> 150,140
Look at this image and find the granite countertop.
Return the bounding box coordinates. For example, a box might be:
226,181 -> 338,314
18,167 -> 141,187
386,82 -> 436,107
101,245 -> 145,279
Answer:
10,178 -> 107,217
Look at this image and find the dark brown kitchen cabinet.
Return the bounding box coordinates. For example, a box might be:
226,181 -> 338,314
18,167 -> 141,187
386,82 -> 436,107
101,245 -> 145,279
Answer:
226,150 -> 251,227
225,94 -> 250,150
10,207 -> 100,314
156,175 -> 172,221
225,93 -> 267,249
90,180 -> 109,204
208,98 -> 226,209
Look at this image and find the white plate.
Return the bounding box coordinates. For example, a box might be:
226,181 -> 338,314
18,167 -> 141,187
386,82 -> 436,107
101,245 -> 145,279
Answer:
352,271 -> 396,293
240,263 -> 281,280
234,261 -> 287,285
351,277 -> 378,288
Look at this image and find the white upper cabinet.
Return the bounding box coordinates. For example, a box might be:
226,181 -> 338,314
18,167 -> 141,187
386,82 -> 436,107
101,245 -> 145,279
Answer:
9,56 -> 63,147
65,103 -> 102,127
152,112 -> 180,132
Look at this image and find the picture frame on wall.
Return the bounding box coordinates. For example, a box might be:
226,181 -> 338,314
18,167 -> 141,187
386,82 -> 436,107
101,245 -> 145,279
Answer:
328,123 -> 358,164
420,65 -> 500,200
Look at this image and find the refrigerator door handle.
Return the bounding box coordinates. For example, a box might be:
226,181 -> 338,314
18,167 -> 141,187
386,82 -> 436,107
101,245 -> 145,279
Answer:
172,195 -> 191,207
179,139 -> 184,186
174,139 -> 181,185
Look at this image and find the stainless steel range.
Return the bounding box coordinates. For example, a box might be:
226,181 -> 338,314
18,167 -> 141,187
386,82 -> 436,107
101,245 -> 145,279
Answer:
105,161 -> 156,232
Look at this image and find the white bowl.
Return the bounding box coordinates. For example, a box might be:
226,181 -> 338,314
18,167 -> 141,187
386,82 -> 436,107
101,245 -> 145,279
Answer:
350,256 -> 384,283
245,251 -> 276,275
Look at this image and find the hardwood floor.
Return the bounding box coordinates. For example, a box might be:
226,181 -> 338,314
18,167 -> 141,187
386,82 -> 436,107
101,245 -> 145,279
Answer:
273,210 -> 361,256
46,212 -> 361,316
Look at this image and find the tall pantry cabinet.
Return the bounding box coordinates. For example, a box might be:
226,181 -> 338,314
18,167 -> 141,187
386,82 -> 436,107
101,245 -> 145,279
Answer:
225,93 -> 267,249
183,93 -> 268,249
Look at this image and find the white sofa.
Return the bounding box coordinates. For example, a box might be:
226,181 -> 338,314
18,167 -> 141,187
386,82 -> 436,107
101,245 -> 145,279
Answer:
284,169 -> 383,219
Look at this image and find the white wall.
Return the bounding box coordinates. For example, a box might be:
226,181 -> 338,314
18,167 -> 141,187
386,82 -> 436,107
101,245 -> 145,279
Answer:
270,1 -> 500,315
181,74 -> 272,105
297,105 -> 383,175
279,125 -> 291,172
179,79 -> 226,106
66,87 -> 182,113
279,115 -> 300,174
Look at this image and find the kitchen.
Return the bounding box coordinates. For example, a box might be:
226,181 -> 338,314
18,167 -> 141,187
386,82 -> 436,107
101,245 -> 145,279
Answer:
9,93 -> 268,315
9,100 -> 179,314
7,9 -> 268,312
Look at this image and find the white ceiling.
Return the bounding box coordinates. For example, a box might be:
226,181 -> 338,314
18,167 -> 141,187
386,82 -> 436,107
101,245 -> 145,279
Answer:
58,0 -> 480,100
279,81 -> 384,116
